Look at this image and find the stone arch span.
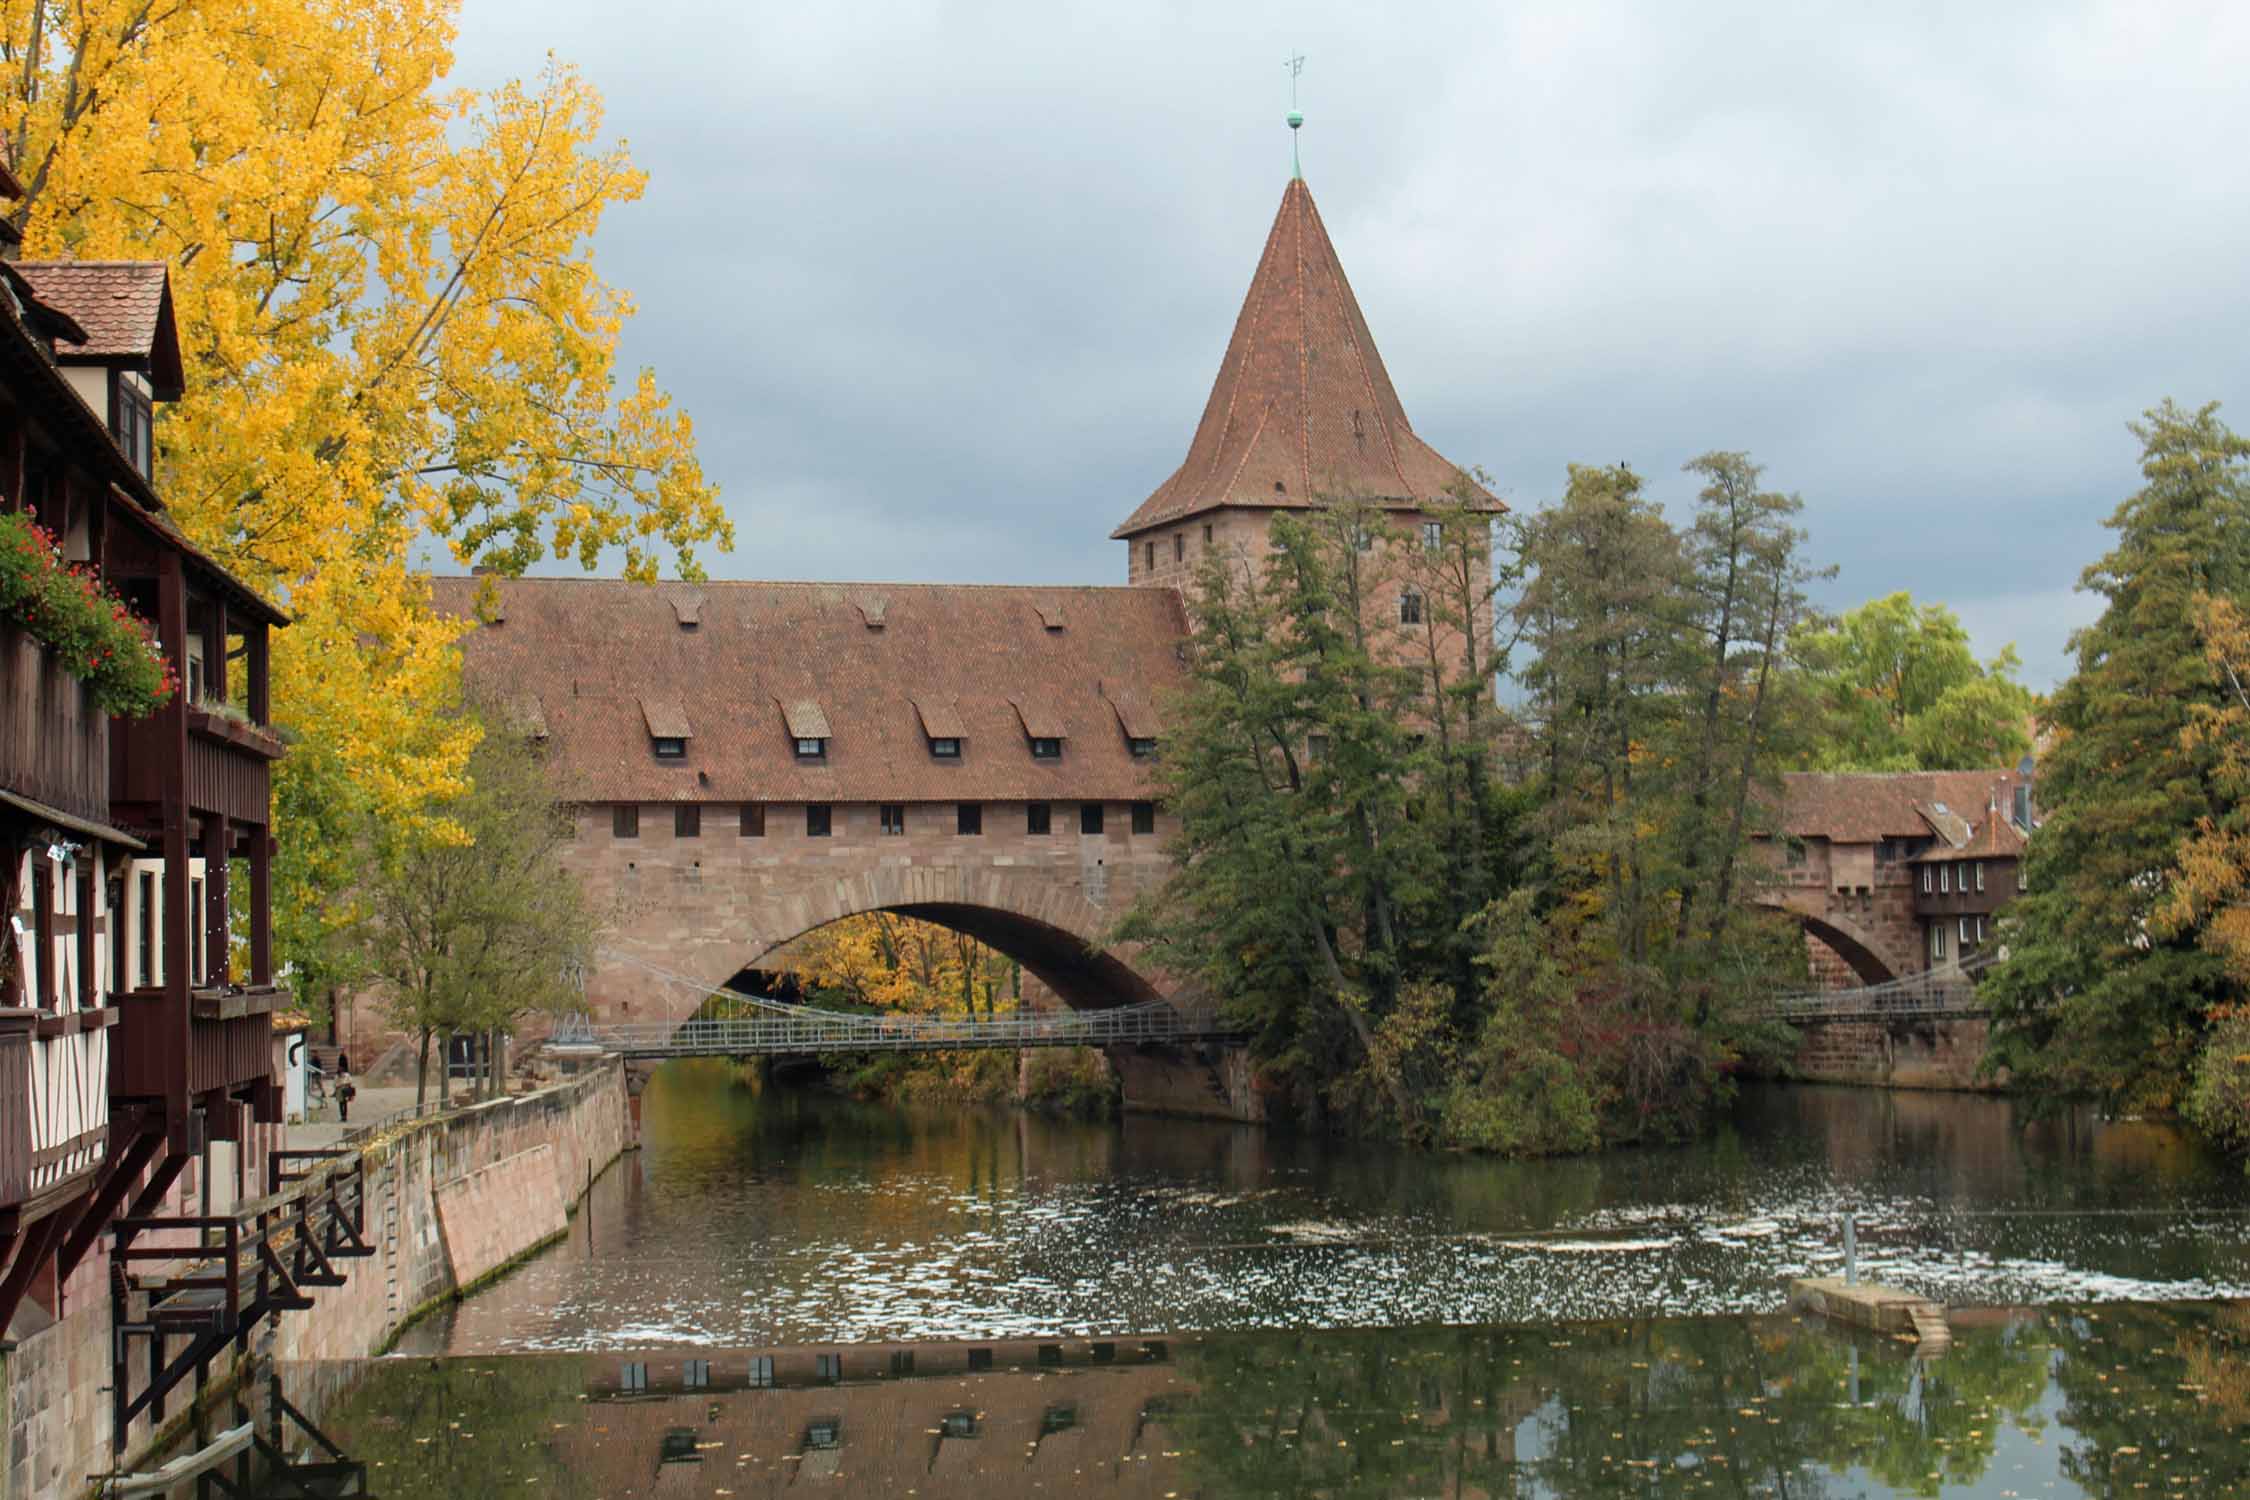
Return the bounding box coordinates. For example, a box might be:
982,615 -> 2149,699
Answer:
584,858 -> 1181,1025
1753,894 -> 1909,987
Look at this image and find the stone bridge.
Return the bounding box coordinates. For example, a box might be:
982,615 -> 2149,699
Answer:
1754,884 -> 1922,988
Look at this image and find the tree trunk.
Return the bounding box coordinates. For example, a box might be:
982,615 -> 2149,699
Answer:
414,1026 -> 432,1108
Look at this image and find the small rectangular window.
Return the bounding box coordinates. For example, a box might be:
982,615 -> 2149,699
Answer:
941,1410 -> 977,1437
890,1351 -> 916,1377
136,870 -> 154,988
614,805 -> 640,839
967,1348 -> 994,1372
1174,533 -> 1184,561
1027,802 -> 1051,836
620,1362 -> 648,1393
815,1353 -> 843,1383
1975,861 -> 1985,892
1132,801 -> 1155,835
1940,865 -> 1950,893
2017,862 -> 2028,892
684,1359 -> 711,1390
675,804 -> 700,838
795,736 -> 826,760
929,737 -> 961,759
880,803 -> 905,836
748,1356 -> 775,1389
1422,520 -> 1442,551
1030,737 -> 1061,760
807,804 -> 832,838
1203,522 -> 1214,546
957,802 -> 982,836
1399,591 -> 1423,626
1932,923 -> 1947,960
1354,524 -> 1373,552
1128,736 -> 1157,759
2013,785 -> 2030,828
1959,916 -> 1971,943
1977,915 -> 1987,942
741,803 -> 765,837
652,736 -> 686,760
1921,864 -> 1931,894
1144,540 -> 1155,571
806,1419 -> 841,1450
1081,802 -> 1105,835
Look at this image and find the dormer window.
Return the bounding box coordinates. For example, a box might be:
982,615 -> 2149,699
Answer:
640,697 -> 692,760
914,699 -> 967,760
116,379 -> 153,478
1129,737 -> 1157,759
782,699 -> 832,762
1012,697 -> 1067,761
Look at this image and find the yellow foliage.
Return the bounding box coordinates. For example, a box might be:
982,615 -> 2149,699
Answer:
770,914 -> 1019,1018
2159,595 -> 2250,985
1,0 -> 728,830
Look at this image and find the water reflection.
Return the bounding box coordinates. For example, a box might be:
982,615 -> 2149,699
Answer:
288,1301 -> 2250,1498
409,1064 -> 2250,1352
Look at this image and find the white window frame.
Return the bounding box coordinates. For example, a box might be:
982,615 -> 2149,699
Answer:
1940,865 -> 1949,893
1921,865 -> 1932,894
1974,861 -> 1985,892
1931,923 -> 1947,960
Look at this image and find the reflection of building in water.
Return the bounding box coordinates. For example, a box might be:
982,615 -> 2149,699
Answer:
557,1338 -> 1194,1496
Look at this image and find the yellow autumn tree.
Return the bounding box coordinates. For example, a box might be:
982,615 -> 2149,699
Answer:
2160,594 -> 2250,981
774,914 -> 1019,1019
1,0 -> 728,993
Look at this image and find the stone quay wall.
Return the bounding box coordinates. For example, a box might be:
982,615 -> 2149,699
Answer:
0,1060 -> 629,1499
1784,1015 -> 2000,1091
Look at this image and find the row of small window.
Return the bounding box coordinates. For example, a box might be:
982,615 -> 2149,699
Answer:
654,735 -> 1157,762
609,801 -> 1157,839
1930,915 -> 1991,960
617,1338 -> 1165,1393
1140,520 -> 1451,573
1921,860 -> 2027,895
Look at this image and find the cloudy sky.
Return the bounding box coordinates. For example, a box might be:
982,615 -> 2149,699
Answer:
449,1 -> 2250,689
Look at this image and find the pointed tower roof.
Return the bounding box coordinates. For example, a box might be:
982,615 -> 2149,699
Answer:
1114,178 -> 1496,539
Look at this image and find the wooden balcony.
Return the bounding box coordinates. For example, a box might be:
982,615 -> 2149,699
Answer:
0,1006 -> 110,1225
112,984 -> 286,1110
110,706 -> 280,828
0,622 -> 110,828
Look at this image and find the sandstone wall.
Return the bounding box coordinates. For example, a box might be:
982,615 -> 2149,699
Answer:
1785,1015 -> 2000,1091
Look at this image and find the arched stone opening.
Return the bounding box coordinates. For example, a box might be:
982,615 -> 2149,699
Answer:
1792,912 -> 1899,987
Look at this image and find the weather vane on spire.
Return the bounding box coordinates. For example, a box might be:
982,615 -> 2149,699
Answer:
1285,52 -> 1306,180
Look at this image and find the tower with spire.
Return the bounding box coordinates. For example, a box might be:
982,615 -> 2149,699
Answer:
1112,171 -> 1503,628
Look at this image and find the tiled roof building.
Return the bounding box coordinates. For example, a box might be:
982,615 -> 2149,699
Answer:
431,578 -> 1187,804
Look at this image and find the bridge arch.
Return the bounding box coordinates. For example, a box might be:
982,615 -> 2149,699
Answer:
1753,895 -> 1908,987
588,860 -> 1180,1025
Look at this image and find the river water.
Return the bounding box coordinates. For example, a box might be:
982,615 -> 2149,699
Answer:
399,1062 -> 2250,1353
257,1066 -> 2250,1498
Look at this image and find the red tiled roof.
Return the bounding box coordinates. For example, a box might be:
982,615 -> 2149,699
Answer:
433,577 -> 1189,802
11,261 -> 184,398
1113,178 -> 1498,539
1778,770 -> 2031,844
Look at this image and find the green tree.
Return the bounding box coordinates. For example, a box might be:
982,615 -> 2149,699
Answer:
1794,592 -> 2037,771
354,704 -> 597,1104
1986,401 -> 2250,1112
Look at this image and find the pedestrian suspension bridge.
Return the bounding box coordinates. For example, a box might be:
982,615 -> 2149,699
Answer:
1767,954 -> 1995,1023
545,951 -> 1239,1060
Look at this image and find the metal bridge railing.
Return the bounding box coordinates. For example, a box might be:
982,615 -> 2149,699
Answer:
1768,956 -> 1994,1022
546,1002 -> 1237,1059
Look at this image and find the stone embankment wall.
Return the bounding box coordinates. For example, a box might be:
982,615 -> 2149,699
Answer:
0,1060 -> 629,1500
1785,1015 -> 1999,1091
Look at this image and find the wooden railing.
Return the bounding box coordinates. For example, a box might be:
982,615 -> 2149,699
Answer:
0,623 -> 109,824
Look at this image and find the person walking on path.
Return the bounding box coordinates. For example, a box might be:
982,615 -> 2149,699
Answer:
337,1061 -> 356,1124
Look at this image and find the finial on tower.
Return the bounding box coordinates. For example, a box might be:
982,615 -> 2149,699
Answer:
1285,52 -> 1306,180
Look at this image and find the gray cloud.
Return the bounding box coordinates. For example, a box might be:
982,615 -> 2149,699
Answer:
448,0 -> 2250,687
